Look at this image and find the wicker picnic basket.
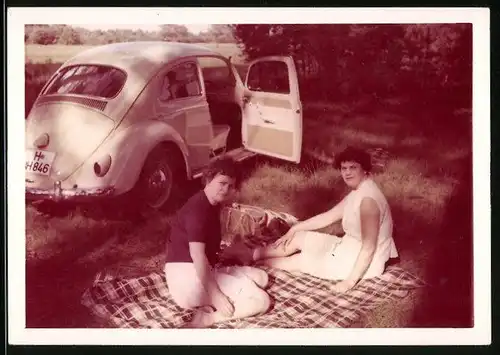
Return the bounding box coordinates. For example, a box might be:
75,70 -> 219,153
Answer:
220,203 -> 299,241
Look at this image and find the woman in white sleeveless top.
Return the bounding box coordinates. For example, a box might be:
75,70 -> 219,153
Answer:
240,147 -> 398,293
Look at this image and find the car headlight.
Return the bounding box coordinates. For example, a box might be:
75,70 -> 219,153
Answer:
93,154 -> 112,177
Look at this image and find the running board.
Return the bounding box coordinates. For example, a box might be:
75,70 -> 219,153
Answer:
191,148 -> 257,179
225,147 -> 258,162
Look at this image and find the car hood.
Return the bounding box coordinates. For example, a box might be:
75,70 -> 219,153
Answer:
25,101 -> 115,186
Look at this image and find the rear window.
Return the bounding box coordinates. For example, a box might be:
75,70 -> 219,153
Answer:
43,65 -> 126,99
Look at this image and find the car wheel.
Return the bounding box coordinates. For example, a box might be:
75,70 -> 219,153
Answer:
133,145 -> 185,213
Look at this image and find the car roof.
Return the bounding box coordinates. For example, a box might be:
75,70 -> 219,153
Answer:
64,41 -> 221,67
61,41 -> 224,86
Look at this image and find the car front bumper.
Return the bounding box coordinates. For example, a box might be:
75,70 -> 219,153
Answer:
26,183 -> 116,203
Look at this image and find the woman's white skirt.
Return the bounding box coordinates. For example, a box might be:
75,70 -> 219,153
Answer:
298,232 -> 385,280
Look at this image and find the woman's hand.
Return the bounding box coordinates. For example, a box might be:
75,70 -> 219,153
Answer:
330,279 -> 357,293
211,290 -> 235,317
272,229 -> 297,249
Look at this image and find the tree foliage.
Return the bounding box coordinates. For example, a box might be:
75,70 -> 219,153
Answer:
232,24 -> 471,104
25,23 -> 471,127
25,24 -> 236,45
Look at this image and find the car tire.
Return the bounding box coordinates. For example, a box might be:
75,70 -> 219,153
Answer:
129,145 -> 186,215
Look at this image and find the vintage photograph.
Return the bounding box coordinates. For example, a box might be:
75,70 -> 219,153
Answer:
9,7 -> 490,346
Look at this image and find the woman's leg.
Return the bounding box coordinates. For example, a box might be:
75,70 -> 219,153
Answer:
256,253 -> 305,273
252,231 -> 308,260
257,232 -> 342,276
216,285 -> 271,321
164,263 -> 211,309
222,266 -> 269,289
189,272 -> 271,328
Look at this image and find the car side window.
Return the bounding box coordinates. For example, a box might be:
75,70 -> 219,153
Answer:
247,60 -> 290,94
159,62 -> 201,102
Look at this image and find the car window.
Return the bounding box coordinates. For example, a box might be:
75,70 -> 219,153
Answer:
43,65 -> 126,99
198,57 -> 236,89
159,62 -> 202,102
247,60 -> 290,94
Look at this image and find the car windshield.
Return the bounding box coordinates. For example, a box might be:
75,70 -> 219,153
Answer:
43,65 -> 126,99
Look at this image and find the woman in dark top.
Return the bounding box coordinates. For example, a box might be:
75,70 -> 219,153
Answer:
165,157 -> 271,328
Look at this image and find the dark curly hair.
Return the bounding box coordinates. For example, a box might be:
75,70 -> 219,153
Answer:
202,156 -> 240,186
334,146 -> 372,173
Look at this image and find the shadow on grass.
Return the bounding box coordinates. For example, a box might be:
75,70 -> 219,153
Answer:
25,205 -> 170,327
26,239 -> 115,327
26,259 -> 108,328
408,154 -> 473,327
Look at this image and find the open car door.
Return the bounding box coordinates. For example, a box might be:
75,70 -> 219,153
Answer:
242,56 -> 302,163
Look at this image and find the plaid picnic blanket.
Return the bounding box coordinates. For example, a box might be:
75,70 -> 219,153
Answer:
81,264 -> 423,329
81,230 -> 424,329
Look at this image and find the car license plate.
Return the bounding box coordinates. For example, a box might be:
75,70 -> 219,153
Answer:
25,149 -> 56,176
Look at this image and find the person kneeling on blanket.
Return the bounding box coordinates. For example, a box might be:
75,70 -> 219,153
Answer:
228,147 -> 399,293
164,156 -> 271,328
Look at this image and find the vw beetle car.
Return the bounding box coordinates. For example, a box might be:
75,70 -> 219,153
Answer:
25,41 -> 303,212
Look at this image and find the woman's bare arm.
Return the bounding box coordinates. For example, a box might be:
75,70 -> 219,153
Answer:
189,242 -> 234,316
289,196 -> 347,234
189,242 -> 221,295
344,197 -> 380,285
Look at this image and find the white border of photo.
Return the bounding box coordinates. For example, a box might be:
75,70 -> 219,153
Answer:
7,6 -> 491,346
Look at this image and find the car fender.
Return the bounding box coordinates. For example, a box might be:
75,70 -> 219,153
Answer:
67,120 -> 190,194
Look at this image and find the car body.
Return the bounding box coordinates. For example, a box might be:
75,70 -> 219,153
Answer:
25,41 -> 303,211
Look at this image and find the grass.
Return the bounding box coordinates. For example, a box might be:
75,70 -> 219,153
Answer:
24,45 -> 472,329
25,44 -> 97,64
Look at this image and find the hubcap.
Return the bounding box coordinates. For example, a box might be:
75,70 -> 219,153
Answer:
145,165 -> 171,209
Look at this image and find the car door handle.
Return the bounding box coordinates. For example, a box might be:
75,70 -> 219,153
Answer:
263,119 -> 275,124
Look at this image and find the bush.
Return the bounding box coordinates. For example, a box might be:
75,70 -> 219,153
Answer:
25,62 -> 61,117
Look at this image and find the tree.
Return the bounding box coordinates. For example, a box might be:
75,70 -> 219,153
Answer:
25,25 -> 37,43
28,27 -> 58,45
233,24 -> 471,103
205,24 -> 236,43
403,24 -> 471,93
159,25 -> 190,42
233,24 -> 355,99
58,26 -> 83,45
